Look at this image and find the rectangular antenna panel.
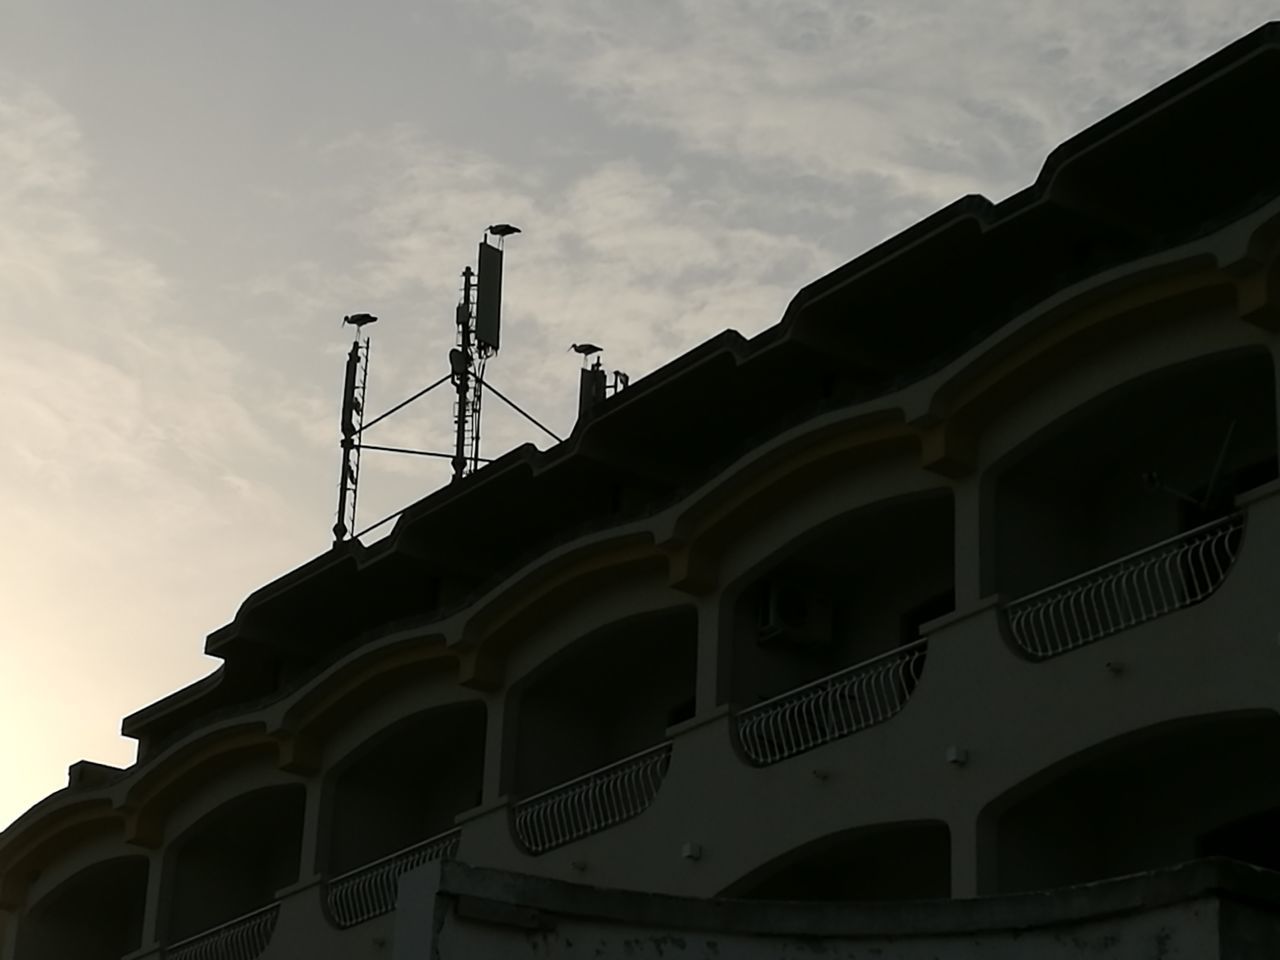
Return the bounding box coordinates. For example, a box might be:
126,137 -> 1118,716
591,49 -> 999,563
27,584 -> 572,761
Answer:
340,343 -> 361,438
475,241 -> 504,351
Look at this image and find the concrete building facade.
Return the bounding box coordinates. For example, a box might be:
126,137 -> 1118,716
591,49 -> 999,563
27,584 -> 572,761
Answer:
6,23 -> 1280,959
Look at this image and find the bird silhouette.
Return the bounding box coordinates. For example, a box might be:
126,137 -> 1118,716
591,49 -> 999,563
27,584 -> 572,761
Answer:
487,224 -> 522,237
569,343 -> 602,357
343,313 -> 378,328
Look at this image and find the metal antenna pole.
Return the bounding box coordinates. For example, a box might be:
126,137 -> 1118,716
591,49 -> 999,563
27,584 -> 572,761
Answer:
334,337 -> 363,543
350,336 -> 370,533
452,266 -> 474,482
469,354 -> 487,473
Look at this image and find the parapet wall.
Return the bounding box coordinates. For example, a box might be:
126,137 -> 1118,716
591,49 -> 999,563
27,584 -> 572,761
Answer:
393,858 -> 1280,960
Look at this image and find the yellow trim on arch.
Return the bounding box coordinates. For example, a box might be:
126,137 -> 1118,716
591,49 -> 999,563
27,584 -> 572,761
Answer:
665,418 -> 918,589
0,801 -> 119,908
932,262 -> 1234,432
461,535 -> 664,688
280,638 -> 458,740
119,726 -> 280,847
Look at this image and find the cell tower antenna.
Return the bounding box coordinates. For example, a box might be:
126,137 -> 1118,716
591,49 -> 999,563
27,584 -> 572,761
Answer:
451,224 -> 520,481
326,223 -> 564,544
452,265 -> 476,481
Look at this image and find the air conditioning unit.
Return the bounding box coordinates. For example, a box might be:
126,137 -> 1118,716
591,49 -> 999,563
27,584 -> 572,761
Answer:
756,578 -> 832,646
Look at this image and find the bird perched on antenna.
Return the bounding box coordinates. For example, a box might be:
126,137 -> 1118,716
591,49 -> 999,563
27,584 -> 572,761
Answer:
487,224 -> 521,237
342,313 -> 378,328
569,343 -> 602,357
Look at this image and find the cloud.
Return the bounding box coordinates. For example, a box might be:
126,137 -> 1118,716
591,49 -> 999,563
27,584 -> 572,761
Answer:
486,0 -> 1277,207
0,81 -> 316,828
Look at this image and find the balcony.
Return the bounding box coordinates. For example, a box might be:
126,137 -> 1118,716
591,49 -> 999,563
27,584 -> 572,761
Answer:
160,784 -> 301,959
164,902 -> 279,960
12,855 -> 147,960
319,700 -> 482,927
726,493 -> 952,712
511,742 -> 673,854
324,829 -> 460,929
733,640 -> 927,766
1003,513 -> 1244,659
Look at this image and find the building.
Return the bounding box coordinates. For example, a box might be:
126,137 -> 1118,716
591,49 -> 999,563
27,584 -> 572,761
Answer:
6,22 -> 1280,960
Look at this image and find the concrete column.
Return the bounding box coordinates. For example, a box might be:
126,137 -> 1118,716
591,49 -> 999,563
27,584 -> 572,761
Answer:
1,905 -> 19,959
949,810 -> 998,899
479,692 -> 511,806
133,848 -> 167,952
392,860 -> 447,960
694,593 -> 730,715
952,478 -> 986,607
1270,339 -> 1280,460
295,778 -> 324,879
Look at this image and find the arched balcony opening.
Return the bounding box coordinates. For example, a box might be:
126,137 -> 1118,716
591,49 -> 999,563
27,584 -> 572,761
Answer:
1197,806 -> 1280,872
164,784 -> 303,946
729,491 -> 954,707
15,856 -> 147,960
508,607 -> 695,853
727,492 -> 952,765
320,702 -> 483,927
987,712 -> 1280,895
721,821 -> 950,901
324,702 -> 483,877
992,350 -> 1275,657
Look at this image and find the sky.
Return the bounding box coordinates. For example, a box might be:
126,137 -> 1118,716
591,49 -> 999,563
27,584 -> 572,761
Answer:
1,0 -> 1276,830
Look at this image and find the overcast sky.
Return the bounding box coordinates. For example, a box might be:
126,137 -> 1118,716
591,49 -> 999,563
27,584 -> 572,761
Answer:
1,1 -> 1275,829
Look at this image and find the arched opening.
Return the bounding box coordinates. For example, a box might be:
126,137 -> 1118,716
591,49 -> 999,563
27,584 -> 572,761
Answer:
989,350 -> 1276,601
723,821 -> 951,901
727,491 -> 953,707
1198,806 -> 1280,871
322,701 -> 485,876
511,606 -> 696,798
164,784 -> 304,942
15,856 -> 147,960
988,712 -> 1280,894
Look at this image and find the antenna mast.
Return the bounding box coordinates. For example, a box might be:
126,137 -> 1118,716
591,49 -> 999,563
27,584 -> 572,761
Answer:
451,224 -> 516,481
327,223 -> 564,544
334,315 -> 375,544
452,266 -> 475,481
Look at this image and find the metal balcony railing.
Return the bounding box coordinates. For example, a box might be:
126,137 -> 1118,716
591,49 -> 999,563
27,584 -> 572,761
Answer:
324,829 -> 461,929
733,640 -> 928,766
511,742 -> 673,854
165,902 -> 279,960
1004,513 -> 1244,659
